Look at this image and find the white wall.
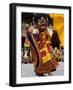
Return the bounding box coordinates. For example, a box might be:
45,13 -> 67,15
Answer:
0,0 -> 72,89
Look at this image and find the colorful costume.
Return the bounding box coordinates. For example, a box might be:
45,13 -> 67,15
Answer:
35,31 -> 53,64
27,30 -> 58,75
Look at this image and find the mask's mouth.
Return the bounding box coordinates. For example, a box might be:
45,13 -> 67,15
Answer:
38,22 -> 47,31
40,23 -> 47,27
39,24 -> 47,32
41,24 -> 45,26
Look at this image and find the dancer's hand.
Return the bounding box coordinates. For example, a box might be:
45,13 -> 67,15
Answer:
27,26 -> 34,34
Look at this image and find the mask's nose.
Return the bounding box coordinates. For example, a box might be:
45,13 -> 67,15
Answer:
40,17 -> 45,22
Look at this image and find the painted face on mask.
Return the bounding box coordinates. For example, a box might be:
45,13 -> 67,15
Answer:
36,16 -> 48,32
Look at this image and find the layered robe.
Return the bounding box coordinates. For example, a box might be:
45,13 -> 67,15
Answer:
27,30 -> 58,75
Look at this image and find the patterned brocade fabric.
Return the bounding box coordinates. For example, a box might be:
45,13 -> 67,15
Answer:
36,31 -> 53,64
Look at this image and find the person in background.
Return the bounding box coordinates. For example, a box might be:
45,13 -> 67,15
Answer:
21,23 -> 31,63
47,24 -> 62,62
